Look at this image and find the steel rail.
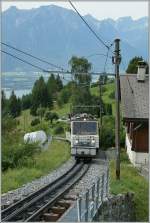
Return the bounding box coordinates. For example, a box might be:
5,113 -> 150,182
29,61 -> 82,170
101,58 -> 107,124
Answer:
27,164 -> 89,222
2,162 -> 88,222
2,162 -> 77,220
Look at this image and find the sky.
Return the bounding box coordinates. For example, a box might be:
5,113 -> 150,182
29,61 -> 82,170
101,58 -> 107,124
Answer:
1,1 -> 148,20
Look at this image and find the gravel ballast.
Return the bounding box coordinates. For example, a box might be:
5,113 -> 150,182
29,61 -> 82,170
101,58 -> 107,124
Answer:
1,158 -> 75,208
67,158 -> 109,199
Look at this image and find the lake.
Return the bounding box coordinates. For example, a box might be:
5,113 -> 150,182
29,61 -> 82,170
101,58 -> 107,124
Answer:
2,71 -> 102,98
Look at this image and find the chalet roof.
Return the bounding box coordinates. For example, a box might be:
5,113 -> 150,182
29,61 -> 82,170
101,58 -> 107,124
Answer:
120,74 -> 149,120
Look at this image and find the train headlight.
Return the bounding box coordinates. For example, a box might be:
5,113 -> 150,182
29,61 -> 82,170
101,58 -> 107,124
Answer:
91,139 -> 95,144
74,139 -> 79,145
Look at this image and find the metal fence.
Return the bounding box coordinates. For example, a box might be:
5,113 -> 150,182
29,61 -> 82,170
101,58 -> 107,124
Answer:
76,168 -> 109,222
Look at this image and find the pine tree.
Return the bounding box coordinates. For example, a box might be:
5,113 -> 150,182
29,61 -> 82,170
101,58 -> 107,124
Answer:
56,75 -> 63,91
8,91 -> 21,118
31,76 -> 49,114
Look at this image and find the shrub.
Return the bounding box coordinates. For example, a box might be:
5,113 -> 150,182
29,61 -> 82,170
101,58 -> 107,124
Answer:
57,88 -> 70,107
29,122 -> 49,134
104,103 -> 112,115
2,142 -> 40,171
109,91 -> 115,99
44,112 -> 59,124
30,106 -> 37,116
102,86 -> 106,93
101,116 -> 115,149
101,116 -> 125,149
31,118 -> 40,126
2,116 -> 18,134
54,126 -> 64,135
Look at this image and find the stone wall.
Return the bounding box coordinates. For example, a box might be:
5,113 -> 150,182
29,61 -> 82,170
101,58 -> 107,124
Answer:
94,192 -> 136,222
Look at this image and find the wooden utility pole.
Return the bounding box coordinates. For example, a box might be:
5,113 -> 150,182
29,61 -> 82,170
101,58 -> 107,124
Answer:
99,76 -> 102,147
99,76 -> 102,127
113,39 -> 121,180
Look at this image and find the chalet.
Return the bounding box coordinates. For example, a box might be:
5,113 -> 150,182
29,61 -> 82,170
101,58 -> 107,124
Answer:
120,62 -> 149,166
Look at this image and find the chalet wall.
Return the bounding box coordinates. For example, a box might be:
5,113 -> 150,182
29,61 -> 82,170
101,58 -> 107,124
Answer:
133,125 -> 148,152
126,122 -> 148,153
126,134 -> 149,166
94,192 -> 136,222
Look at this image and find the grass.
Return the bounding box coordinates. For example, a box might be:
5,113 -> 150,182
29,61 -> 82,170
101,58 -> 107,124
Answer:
51,102 -> 71,117
91,83 -> 115,115
17,109 -> 33,131
17,82 -> 115,131
109,150 -> 149,222
2,140 -> 70,193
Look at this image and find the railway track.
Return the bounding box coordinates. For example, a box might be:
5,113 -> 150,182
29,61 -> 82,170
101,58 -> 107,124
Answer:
2,162 -> 89,222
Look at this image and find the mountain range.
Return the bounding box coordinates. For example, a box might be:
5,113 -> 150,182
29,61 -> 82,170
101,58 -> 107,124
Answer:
2,5 -> 148,72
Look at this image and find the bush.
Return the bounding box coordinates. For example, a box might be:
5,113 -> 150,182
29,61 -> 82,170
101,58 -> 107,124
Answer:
101,116 -> 115,149
104,103 -> 112,115
31,118 -> 40,126
21,94 -> 32,110
109,91 -> 115,99
102,86 -> 106,93
30,122 -> 49,134
30,106 -> 37,116
2,116 -> 18,133
57,88 -> 70,107
2,142 -> 40,171
101,116 -> 125,149
53,126 -> 64,135
44,112 -> 59,124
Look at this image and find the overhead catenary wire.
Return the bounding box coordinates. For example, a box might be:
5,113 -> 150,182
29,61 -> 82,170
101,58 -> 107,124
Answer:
86,53 -> 112,59
1,42 -> 66,71
1,50 -> 75,84
103,48 -> 110,73
1,50 -> 49,73
2,49 -> 115,77
68,0 -> 110,50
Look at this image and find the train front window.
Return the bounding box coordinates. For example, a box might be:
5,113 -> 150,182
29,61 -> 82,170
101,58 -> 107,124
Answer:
73,121 -> 97,135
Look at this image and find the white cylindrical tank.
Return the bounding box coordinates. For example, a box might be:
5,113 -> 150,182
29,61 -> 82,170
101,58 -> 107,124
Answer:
24,130 -> 47,144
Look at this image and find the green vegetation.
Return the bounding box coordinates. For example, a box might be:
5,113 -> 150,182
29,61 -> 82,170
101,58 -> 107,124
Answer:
110,150 -> 149,222
126,56 -> 149,74
2,140 -> 70,193
1,56 -> 148,223
2,116 -> 40,171
91,82 -> 115,115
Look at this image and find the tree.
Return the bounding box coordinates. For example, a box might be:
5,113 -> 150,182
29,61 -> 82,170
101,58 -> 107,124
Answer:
69,56 -> 92,84
8,91 -> 21,118
57,87 -> 70,107
126,56 -> 149,74
30,105 -> 37,116
45,111 -> 59,124
47,74 -> 57,101
68,56 -> 93,112
56,75 -> 63,91
21,94 -> 32,110
1,90 -> 8,117
31,76 -> 49,114
104,103 -> 112,115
